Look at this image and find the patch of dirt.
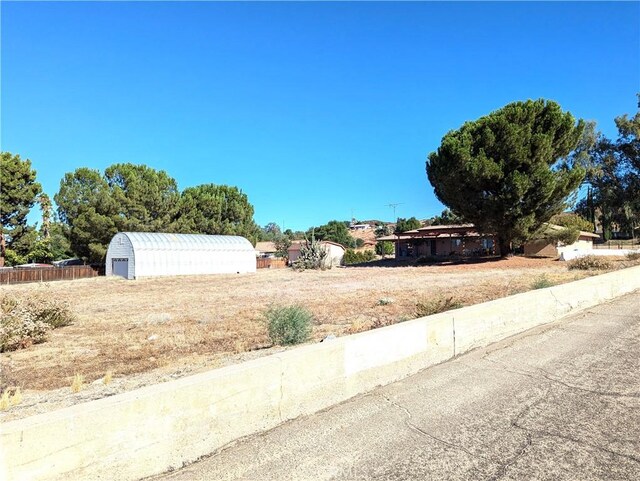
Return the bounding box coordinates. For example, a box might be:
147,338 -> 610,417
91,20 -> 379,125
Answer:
0,256 -> 624,421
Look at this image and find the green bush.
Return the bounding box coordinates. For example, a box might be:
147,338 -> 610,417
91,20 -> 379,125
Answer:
0,294 -> 74,352
566,255 -> 613,271
265,305 -> 313,346
375,241 -> 394,256
531,274 -> 554,289
415,296 -> 463,317
344,249 -> 376,265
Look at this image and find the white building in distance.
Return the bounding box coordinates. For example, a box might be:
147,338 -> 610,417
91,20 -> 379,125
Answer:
106,232 -> 256,280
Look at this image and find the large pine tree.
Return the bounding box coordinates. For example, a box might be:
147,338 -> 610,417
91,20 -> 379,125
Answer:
426,99 -> 585,256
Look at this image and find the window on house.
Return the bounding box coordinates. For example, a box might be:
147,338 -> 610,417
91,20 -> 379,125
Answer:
451,239 -> 461,248
481,238 -> 494,249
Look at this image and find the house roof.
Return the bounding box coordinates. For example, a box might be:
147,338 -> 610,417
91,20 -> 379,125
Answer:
255,241 -> 277,253
544,224 -> 600,239
397,224 -> 484,238
415,223 -> 475,232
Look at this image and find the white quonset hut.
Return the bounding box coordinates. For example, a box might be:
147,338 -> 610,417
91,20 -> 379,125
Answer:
105,232 -> 256,280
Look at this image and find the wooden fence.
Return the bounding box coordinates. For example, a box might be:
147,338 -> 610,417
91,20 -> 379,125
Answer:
0,266 -> 98,285
256,258 -> 288,269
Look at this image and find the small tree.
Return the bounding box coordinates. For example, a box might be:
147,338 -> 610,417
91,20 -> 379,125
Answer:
375,241 -> 394,257
395,217 -> 421,234
273,235 -> 292,258
307,220 -> 356,248
427,99 -> 585,256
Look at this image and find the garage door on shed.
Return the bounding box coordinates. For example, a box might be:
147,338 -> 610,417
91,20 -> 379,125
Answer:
112,258 -> 129,278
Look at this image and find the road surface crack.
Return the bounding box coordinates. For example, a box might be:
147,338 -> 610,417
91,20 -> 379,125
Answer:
480,355 -> 640,399
534,367 -> 640,399
485,390 -> 549,481
380,395 -> 485,461
513,422 -> 640,465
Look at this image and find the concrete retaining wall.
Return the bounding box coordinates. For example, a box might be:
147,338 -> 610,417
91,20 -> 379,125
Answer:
2,265 -> 640,481
560,248 -> 640,260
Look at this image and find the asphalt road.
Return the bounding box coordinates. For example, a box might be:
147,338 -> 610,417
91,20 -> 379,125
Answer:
156,291 -> 640,481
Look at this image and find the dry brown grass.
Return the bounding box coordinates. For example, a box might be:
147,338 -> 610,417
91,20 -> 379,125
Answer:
0,256 -> 608,394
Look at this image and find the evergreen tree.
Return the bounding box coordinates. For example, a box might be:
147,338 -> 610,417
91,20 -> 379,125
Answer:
55,164 -> 181,262
0,152 -> 42,263
173,184 -> 260,241
427,99 -> 585,255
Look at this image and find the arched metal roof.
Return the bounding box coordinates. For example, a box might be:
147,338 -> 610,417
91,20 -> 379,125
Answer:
122,232 -> 255,252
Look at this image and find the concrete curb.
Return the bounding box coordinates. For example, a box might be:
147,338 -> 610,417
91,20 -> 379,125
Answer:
2,265 -> 639,480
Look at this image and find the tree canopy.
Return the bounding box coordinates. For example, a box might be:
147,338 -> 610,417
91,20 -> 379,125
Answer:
56,166 -> 261,262
394,217 -> 421,234
55,164 -> 181,262
173,184 -> 260,242
105,163 -> 180,232
576,96 -> 639,239
307,220 -> 356,248
0,152 -> 42,260
427,99 -> 585,255
427,209 -> 465,226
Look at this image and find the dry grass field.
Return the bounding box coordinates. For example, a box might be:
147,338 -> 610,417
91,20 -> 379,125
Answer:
0,256 -> 631,419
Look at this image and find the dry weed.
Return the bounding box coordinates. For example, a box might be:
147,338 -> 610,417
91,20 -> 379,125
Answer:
71,373 -> 84,393
0,387 -> 22,410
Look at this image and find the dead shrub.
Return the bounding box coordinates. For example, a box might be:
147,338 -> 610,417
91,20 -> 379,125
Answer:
415,295 -> 463,317
0,294 -> 74,352
566,255 -> 613,271
626,251 -> 640,261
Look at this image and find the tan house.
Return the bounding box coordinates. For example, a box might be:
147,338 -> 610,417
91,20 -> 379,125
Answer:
523,224 -> 600,257
378,224 -> 499,259
255,241 -> 277,258
287,241 -> 346,267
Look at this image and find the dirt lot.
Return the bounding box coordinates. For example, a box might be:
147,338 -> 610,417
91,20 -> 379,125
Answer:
0,256 -> 629,420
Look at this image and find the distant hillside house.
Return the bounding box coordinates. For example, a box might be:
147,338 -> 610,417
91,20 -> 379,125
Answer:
523,224 -> 600,258
349,223 -> 371,231
287,241 -> 346,267
255,241 -> 277,258
378,224 -> 499,258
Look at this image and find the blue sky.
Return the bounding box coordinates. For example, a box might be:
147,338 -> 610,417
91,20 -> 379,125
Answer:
2,1 -> 639,231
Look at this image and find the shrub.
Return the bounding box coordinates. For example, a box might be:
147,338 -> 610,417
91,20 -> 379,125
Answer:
265,305 -> 313,346
626,251 -> 640,261
0,294 -> 74,352
415,296 -> 463,317
375,241 -> 394,256
566,255 -> 613,271
344,249 -> 376,265
531,274 -> 553,289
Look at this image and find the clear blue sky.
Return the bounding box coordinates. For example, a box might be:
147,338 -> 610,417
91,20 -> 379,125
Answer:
2,1 -> 639,231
